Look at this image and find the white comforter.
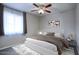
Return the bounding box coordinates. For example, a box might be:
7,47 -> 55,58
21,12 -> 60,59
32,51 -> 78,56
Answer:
25,38 -> 58,55
13,38 -> 74,55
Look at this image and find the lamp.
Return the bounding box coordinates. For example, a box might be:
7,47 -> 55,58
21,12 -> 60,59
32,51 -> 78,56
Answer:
38,32 -> 43,34
67,32 -> 74,41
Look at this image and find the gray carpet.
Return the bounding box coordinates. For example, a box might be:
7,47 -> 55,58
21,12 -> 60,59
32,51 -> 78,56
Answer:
0,46 -> 75,55
0,47 -> 19,55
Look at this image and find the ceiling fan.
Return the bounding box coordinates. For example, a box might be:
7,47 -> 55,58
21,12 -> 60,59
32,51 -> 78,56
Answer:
31,3 -> 52,14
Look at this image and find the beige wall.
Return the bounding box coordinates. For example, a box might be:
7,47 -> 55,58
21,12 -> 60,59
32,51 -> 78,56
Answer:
26,9 -> 76,39
39,9 -> 76,38
26,13 -> 40,35
76,4 -> 79,52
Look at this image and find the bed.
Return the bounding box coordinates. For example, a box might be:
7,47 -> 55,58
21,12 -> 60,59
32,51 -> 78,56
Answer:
0,34 -> 72,55
26,33 -> 69,55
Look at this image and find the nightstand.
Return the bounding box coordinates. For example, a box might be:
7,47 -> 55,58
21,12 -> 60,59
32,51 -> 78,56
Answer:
69,40 -> 78,55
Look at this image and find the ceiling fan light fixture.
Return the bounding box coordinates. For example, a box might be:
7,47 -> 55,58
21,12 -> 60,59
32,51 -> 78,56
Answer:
32,3 -> 52,14
38,9 -> 44,14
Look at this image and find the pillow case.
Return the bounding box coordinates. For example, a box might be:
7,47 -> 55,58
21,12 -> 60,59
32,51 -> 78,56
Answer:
46,32 -> 55,36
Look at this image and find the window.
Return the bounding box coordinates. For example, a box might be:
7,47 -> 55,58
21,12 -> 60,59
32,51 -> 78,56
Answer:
3,7 -> 23,35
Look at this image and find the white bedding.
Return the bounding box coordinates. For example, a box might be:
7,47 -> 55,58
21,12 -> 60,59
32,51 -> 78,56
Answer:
25,38 -> 58,55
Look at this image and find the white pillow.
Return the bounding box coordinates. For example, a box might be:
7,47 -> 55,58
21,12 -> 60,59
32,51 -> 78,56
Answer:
38,32 -> 47,35
54,33 -> 65,39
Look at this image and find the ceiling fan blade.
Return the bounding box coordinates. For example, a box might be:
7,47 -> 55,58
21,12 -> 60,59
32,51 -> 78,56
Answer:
45,4 -> 52,8
45,10 -> 51,13
33,3 -> 39,7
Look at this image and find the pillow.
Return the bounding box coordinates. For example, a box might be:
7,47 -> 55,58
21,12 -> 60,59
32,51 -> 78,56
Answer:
38,32 -> 47,35
54,33 -> 65,39
46,32 -> 55,36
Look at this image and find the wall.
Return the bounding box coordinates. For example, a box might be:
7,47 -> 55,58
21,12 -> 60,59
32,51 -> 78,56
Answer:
39,9 -> 76,38
76,4 -> 79,52
27,13 -> 40,35
61,10 -> 76,38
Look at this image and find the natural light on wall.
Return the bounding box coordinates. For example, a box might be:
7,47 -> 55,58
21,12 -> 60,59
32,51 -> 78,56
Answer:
3,7 -> 23,35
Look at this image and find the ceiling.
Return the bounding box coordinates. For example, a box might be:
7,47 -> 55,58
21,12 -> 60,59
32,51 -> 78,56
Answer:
3,3 -> 76,16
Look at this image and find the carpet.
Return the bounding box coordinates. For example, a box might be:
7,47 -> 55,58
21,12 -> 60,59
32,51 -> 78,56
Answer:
0,44 -> 74,55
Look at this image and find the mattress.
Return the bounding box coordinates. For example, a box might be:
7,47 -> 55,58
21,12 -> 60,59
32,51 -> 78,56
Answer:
25,38 -> 58,55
